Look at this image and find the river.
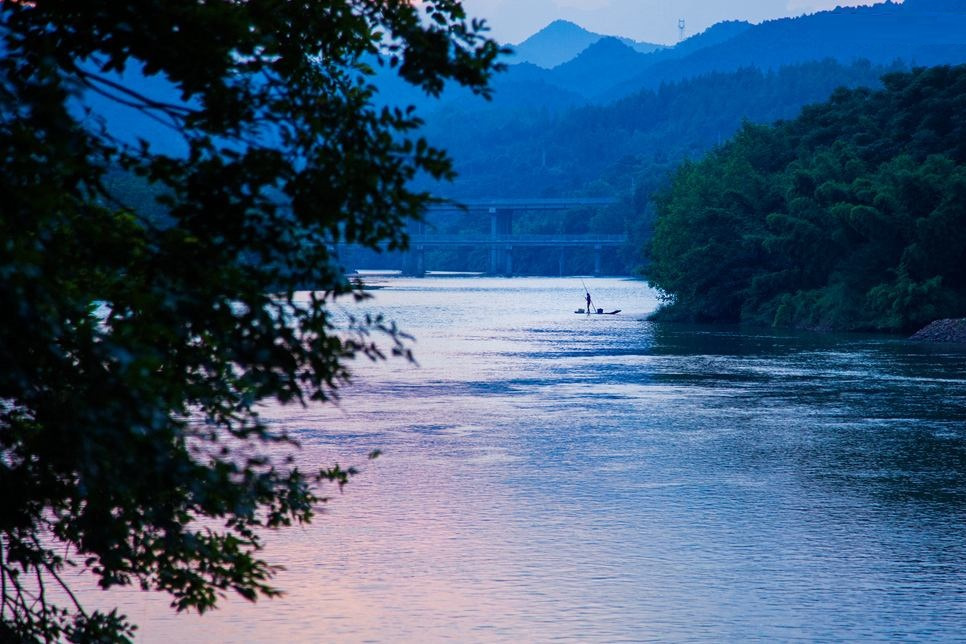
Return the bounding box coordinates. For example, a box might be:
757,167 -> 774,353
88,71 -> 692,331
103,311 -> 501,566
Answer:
100,277 -> 966,641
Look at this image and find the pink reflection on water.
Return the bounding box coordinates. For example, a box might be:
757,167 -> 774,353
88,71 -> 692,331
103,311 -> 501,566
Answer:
77,278 -> 660,642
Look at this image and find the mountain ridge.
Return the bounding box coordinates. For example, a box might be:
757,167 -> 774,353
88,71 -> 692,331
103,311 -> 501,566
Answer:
492,1 -> 966,106
601,1 -> 966,100
511,19 -> 663,69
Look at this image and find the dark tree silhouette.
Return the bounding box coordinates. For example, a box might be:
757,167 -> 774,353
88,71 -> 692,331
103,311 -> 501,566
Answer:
0,1 -> 504,639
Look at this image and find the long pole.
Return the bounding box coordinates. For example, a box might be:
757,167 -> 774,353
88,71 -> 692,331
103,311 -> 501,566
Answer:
580,277 -> 593,314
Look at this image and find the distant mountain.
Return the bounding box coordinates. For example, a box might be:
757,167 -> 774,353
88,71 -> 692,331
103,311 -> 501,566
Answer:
620,38 -> 664,56
548,38 -> 653,98
405,0 -> 966,202
601,0 -> 966,100
368,18 -> 753,113
511,20 -> 598,69
512,20 -> 754,101
653,20 -> 752,60
511,19 -> 663,69
486,1 -> 966,106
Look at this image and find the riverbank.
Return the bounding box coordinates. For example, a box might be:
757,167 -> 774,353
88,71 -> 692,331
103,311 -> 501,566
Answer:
911,318 -> 966,343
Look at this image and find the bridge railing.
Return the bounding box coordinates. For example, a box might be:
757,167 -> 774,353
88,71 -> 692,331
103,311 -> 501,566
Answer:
408,233 -> 627,246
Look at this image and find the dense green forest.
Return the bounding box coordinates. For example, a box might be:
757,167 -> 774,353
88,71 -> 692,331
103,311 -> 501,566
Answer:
647,65 -> 966,332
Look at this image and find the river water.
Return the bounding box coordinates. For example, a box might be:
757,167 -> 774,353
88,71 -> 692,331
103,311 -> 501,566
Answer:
103,277 -> 966,641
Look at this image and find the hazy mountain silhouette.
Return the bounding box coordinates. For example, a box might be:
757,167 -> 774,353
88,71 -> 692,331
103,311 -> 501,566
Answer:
490,20 -> 752,105
488,0 -> 966,106
599,0 -> 966,100
545,38 -> 653,98
655,21 -> 753,60
511,19 -> 663,69
548,21 -> 756,98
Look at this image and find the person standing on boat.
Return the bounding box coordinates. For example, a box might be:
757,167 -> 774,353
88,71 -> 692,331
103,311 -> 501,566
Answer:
585,291 -> 592,315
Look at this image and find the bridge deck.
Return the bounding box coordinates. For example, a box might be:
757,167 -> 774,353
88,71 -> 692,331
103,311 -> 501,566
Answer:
427,197 -> 619,213
409,234 -> 626,247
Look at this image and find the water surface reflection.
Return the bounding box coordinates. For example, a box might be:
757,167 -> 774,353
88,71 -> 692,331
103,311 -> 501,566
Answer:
97,278 -> 966,641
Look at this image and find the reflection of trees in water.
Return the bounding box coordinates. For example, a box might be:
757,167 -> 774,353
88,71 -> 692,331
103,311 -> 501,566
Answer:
646,323 -> 966,514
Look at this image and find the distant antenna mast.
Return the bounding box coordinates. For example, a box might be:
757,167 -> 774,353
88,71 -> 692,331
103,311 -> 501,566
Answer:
678,18 -> 686,42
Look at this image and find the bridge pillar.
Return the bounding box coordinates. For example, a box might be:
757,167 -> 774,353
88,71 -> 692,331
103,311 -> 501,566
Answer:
401,245 -> 425,277
489,207 -> 514,276
490,208 -> 513,236
594,245 -> 602,276
489,246 -> 500,275
400,220 -> 427,276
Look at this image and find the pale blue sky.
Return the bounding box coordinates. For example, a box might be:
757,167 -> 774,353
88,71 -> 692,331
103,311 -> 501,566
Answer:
460,0 -> 899,45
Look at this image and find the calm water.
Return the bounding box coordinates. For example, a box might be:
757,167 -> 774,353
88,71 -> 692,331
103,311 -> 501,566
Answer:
99,277 -> 966,641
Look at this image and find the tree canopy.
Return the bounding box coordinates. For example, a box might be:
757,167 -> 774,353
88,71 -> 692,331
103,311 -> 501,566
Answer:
0,1 -> 502,640
646,65 -> 966,332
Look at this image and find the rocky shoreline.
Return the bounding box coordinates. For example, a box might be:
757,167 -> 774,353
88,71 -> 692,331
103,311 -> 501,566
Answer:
910,318 -> 966,343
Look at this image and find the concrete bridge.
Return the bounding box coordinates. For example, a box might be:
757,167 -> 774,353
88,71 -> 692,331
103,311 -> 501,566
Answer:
404,197 -> 626,275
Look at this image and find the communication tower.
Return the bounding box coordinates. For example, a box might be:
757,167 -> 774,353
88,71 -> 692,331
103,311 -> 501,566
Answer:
678,18 -> 686,42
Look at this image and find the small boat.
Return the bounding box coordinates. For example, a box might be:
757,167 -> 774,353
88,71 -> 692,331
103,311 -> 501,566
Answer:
575,308 -> 621,315
578,283 -> 619,315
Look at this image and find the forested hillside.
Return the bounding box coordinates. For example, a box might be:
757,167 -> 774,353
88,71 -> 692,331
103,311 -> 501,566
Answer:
647,65 -> 966,333
410,59 -> 911,275
427,59 -> 904,200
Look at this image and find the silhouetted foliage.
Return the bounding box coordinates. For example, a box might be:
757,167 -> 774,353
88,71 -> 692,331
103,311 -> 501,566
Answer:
647,65 -> 966,332
0,1 -> 502,640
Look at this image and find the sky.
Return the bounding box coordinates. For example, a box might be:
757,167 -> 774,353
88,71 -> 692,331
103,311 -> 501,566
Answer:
458,0 -> 899,45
